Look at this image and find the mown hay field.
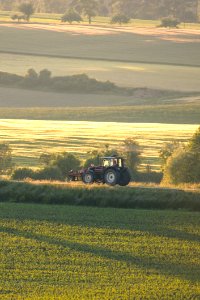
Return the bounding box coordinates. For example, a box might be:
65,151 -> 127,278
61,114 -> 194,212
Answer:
0,119 -> 198,169
0,203 -> 199,299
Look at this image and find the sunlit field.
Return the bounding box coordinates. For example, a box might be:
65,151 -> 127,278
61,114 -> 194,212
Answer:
0,203 -> 199,299
0,119 -> 198,169
1,53 -> 200,91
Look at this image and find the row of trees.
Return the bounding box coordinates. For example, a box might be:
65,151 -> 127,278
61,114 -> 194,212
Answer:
1,126 -> 200,184
1,0 -> 199,23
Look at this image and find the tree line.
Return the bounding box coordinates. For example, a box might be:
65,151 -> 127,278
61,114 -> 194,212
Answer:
0,0 -> 199,22
1,127 -> 200,185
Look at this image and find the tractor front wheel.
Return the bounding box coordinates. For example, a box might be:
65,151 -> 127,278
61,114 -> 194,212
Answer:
82,171 -> 94,184
104,169 -> 119,186
119,169 -> 131,186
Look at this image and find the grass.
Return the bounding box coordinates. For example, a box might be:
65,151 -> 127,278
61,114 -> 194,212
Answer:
0,201 -> 199,299
0,119 -> 198,169
0,22 -> 200,68
0,180 -> 200,211
1,53 -> 200,92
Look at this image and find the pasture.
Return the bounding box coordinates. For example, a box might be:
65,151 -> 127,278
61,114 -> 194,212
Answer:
0,202 -> 199,299
1,53 -> 200,92
0,119 -> 198,169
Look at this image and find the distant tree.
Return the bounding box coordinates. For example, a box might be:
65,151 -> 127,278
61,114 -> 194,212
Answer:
159,16 -> 180,28
0,142 -> 13,175
11,14 -> 25,22
70,0 -> 99,24
163,126 -> 200,184
159,141 -> 180,170
12,167 -> 35,180
189,126 -> 200,152
52,153 -> 81,178
38,69 -> 52,85
18,2 -> 35,22
23,68 -> 38,87
111,14 -> 130,25
122,138 -> 141,175
61,9 -> 83,24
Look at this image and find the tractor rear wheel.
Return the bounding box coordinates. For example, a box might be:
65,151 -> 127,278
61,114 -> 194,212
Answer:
104,169 -> 119,186
82,171 -> 94,184
119,169 -> 131,186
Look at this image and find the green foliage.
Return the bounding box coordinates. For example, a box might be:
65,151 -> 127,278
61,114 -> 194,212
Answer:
18,2 -> 35,22
50,153 -> 81,178
0,69 -> 132,96
61,9 -> 82,23
111,14 -> 130,25
0,180 -> 200,211
35,166 -> 64,180
0,142 -> 13,175
11,167 -> 35,180
71,0 -> 99,24
0,202 -> 199,299
163,127 -> 200,184
159,141 -> 180,170
122,138 -> 141,174
189,126 -> 200,152
11,14 -> 25,22
159,16 -> 180,28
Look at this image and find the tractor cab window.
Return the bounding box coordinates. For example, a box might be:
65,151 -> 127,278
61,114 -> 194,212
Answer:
118,159 -> 123,167
103,159 -> 110,167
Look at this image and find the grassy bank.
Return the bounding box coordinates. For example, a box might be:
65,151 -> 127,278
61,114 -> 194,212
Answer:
0,201 -> 200,299
0,180 -> 199,211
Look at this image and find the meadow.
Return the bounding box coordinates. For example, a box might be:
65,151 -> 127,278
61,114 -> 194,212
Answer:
1,53 -> 200,92
0,202 -> 199,299
0,119 -> 198,169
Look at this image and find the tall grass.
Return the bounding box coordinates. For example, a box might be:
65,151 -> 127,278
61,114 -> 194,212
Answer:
0,180 -> 199,211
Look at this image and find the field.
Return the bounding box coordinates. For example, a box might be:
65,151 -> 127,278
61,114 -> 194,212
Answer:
0,119 -> 198,169
0,202 -> 199,299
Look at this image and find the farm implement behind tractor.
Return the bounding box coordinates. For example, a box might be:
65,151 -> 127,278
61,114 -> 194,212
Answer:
69,156 -> 131,186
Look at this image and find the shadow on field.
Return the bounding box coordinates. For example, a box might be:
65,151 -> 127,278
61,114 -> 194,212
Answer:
1,225 -> 199,282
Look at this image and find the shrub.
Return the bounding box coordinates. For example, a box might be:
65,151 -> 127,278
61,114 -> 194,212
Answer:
111,14 -> 130,25
12,168 -> 35,180
35,166 -> 64,181
159,17 -> 180,28
61,9 -> 82,24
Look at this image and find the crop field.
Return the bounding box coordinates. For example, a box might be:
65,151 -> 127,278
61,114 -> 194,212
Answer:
0,203 -> 199,299
0,24 -> 200,67
0,119 -> 198,169
1,53 -> 200,92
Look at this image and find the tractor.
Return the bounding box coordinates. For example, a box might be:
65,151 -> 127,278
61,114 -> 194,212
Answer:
68,156 -> 131,186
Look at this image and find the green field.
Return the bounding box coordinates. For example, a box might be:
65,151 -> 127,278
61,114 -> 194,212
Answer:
1,53 -> 200,92
0,119 -> 198,169
0,202 -> 199,299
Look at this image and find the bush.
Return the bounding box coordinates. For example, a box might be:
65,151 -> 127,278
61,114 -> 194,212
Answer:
159,17 -> 180,28
61,9 -> 82,24
35,166 -> 64,181
12,168 -> 35,180
164,148 -> 200,184
111,14 -> 130,25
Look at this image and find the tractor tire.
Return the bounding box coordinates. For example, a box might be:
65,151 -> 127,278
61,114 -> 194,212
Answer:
119,169 -> 131,186
104,169 -> 119,186
82,171 -> 94,184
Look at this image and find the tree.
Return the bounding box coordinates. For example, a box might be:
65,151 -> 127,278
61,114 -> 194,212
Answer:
38,69 -> 52,85
70,0 -> 99,24
159,141 -> 180,170
61,9 -> 83,24
18,2 -> 35,22
159,16 -> 180,28
51,153 -> 81,178
122,138 -> 141,175
111,14 -> 130,25
163,127 -> 200,184
0,142 -> 13,175
189,126 -> 200,152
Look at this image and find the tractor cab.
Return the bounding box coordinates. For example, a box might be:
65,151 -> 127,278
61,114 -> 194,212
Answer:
101,156 -> 125,168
